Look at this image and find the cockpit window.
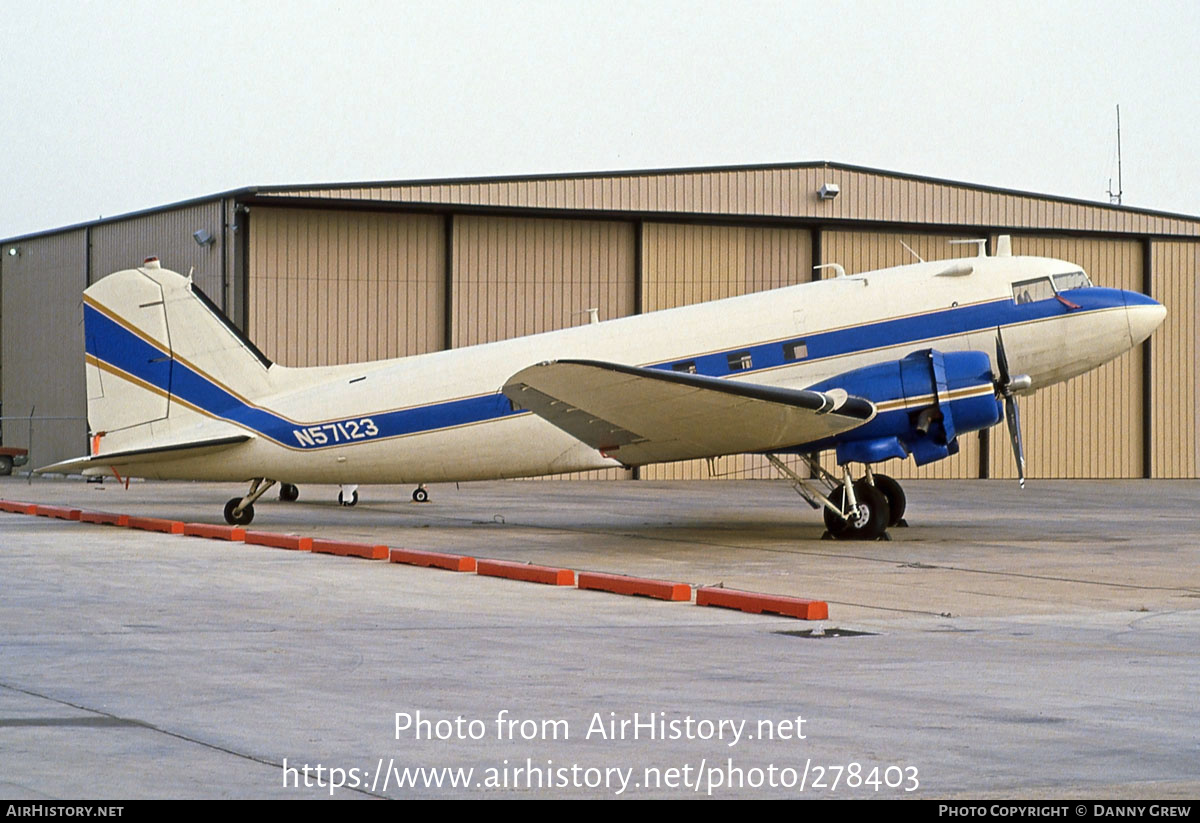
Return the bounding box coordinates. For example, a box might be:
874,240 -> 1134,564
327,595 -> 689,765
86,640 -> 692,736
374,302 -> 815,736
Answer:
1052,270 -> 1093,291
1012,277 -> 1055,305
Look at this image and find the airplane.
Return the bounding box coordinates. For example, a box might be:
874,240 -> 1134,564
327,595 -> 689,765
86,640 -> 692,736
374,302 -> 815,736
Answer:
39,235 -> 1167,541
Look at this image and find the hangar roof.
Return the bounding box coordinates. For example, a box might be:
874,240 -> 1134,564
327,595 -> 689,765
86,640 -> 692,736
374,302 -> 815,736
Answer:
6,161 -> 1200,244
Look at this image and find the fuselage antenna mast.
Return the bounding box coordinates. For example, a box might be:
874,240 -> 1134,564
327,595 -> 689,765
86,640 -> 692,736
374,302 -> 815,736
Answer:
1107,104 -> 1123,205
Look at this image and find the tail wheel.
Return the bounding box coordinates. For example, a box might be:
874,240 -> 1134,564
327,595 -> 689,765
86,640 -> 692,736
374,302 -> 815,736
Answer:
872,474 -> 906,527
223,497 -> 254,526
279,483 -> 299,502
412,487 -> 429,503
823,481 -> 889,541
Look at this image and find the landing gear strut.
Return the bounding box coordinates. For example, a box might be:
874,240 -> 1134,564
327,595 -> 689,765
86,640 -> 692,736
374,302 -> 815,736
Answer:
766,455 -> 903,541
224,478 -> 277,526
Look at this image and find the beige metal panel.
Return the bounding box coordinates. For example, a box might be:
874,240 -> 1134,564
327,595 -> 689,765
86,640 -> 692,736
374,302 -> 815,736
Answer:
450,215 -> 635,346
638,222 -> 813,480
986,236 -> 1143,479
1149,240 -> 1199,478
247,207 -> 444,367
816,230 -> 985,480
450,215 -> 636,481
89,201 -> 226,303
1,230 -> 88,466
266,166 -> 1200,237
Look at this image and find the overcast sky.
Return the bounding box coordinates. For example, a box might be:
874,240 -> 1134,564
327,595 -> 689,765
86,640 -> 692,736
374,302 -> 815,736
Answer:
3,0 -> 1198,239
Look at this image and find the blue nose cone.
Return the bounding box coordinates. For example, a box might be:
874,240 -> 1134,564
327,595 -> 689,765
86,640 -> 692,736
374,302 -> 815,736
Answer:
1123,290 -> 1167,346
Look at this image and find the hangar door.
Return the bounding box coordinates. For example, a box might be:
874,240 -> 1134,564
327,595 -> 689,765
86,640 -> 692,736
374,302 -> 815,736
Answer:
248,208 -> 446,367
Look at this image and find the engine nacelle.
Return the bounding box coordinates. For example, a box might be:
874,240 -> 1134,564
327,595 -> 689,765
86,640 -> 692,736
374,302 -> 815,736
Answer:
807,349 -> 1002,466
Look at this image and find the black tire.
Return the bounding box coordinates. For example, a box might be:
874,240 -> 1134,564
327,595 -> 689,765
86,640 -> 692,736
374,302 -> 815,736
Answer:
279,483 -> 299,502
224,497 -> 254,526
872,474 -> 906,527
822,481 -> 890,541
0,456 -> 12,476
338,490 -> 358,507
412,487 -> 429,503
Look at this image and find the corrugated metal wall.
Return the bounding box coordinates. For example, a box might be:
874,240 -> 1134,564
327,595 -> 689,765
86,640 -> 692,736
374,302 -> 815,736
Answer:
639,223 -> 812,480
450,216 -> 636,480
818,230 -> 982,480
271,165 -> 1200,238
89,202 -> 226,303
450,216 -> 635,346
247,208 -> 445,366
0,231 -> 88,466
986,236 -> 1144,479
1149,240 -> 1199,478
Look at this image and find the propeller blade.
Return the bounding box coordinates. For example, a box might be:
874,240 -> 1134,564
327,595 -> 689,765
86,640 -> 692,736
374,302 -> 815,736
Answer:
995,328 -> 1028,488
995,329 -> 1012,387
1005,395 -> 1026,489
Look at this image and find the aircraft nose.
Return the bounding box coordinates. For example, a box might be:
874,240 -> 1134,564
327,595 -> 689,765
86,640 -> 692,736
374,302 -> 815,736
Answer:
1124,291 -> 1167,346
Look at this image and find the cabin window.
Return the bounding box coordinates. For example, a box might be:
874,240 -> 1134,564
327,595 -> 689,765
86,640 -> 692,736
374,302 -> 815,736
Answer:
727,351 -> 753,371
672,360 -> 697,374
1012,277 -> 1055,305
783,340 -> 808,361
1052,270 -> 1093,291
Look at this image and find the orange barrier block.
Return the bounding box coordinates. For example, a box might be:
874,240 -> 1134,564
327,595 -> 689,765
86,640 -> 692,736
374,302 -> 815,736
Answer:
310,538 -> 388,560
389,548 -> 477,572
127,516 -> 185,535
476,558 -> 574,586
244,531 -> 313,552
577,572 -> 692,602
0,500 -> 38,515
79,511 -> 130,527
183,523 -> 247,541
695,587 -> 828,620
35,505 -> 82,521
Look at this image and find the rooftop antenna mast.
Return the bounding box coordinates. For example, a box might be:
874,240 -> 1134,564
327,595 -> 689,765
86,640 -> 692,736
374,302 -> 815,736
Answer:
1107,105 -> 1123,205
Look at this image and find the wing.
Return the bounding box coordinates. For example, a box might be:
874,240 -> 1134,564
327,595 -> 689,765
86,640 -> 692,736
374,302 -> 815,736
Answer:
502,359 -> 874,465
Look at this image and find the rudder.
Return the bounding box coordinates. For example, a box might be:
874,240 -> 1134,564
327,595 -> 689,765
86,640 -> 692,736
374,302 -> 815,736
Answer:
84,258 -> 271,457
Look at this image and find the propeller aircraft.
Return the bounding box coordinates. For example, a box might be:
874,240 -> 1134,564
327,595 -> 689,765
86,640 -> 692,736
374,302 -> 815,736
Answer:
41,235 -> 1166,540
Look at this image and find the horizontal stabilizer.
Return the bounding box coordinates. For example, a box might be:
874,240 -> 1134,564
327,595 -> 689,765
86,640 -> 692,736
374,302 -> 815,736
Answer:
37,434 -> 252,476
502,359 -> 874,465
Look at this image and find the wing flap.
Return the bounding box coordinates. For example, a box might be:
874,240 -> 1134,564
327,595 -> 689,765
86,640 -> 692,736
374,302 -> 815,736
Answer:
36,434 -> 252,476
502,359 -> 874,465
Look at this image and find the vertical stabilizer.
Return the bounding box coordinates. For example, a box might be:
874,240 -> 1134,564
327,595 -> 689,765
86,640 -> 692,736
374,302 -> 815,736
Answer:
83,259 -> 272,456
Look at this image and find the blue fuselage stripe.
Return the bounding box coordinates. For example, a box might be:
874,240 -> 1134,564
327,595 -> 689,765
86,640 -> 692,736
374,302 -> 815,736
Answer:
85,304 -> 518,449
84,288 -> 1128,450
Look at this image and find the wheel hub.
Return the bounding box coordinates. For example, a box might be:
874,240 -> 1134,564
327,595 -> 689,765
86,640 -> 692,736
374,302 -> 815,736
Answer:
849,503 -> 871,529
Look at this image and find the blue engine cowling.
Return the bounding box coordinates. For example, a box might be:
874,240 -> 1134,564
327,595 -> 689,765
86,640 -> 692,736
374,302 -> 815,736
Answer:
806,349 -> 1002,466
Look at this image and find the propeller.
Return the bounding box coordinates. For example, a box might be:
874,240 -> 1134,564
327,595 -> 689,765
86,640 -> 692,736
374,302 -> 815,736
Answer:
994,330 -> 1032,488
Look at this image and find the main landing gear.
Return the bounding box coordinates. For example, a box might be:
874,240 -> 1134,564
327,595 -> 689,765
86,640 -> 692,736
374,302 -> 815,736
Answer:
224,478 -> 276,526
765,454 -> 906,541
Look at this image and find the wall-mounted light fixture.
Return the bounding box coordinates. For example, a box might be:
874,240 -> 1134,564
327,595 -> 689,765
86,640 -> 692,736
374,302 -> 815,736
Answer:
817,183 -> 840,200
193,229 -> 215,247
6,246 -> 18,257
